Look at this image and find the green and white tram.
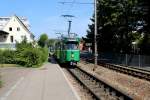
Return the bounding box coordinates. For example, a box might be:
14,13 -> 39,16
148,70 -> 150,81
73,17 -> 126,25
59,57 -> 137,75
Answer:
54,34 -> 80,66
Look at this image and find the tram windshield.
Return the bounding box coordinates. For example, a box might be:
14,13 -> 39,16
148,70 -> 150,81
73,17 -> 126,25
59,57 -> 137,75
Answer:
66,43 -> 78,50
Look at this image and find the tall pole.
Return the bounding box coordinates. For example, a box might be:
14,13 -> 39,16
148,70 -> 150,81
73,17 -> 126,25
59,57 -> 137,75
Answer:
68,20 -> 72,36
93,0 -> 98,71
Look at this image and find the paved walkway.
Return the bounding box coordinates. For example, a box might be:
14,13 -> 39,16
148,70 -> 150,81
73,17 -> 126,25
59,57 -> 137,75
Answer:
0,63 -> 78,100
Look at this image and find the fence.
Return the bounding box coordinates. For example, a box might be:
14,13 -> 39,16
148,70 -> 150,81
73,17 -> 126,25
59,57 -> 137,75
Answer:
0,43 -> 16,50
80,51 -> 150,67
98,52 -> 150,67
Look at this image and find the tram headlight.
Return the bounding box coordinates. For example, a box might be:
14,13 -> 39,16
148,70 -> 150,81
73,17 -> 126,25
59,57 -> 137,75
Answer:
71,54 -> 74,58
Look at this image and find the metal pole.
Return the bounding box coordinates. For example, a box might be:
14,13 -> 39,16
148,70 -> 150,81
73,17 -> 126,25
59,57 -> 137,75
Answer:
68,20 -> 72,36
93,0 -> 98,71
138,48 -> 141,67
139,54 -> 141,67
125,54 -> 128,66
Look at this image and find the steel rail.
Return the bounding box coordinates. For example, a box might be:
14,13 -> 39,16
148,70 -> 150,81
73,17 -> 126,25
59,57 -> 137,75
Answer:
67,66 -> 133,100
80,57 -> 150,81
99,63 -> 150,81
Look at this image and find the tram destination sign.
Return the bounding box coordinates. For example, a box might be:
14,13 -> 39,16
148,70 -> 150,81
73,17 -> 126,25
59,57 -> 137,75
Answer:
86,43 -> 92,46
68,38 -> 76,41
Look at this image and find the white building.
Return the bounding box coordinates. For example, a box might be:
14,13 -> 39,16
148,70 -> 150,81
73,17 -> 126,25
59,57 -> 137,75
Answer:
0,15 -> 34,49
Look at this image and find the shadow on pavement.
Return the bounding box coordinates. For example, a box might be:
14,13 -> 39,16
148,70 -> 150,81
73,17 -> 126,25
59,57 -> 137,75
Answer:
48,57 -> 75,69
48,57 -> 57,64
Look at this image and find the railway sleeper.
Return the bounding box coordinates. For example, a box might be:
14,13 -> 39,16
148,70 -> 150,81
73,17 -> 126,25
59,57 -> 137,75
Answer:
105,64 -> 149,81
88,81 -> 97,87
85,84 -> 98,89
90,85 -> 101,90
110,91 -> 116,97
109,89 -> 121,99
71,67 -> 133,100
141,74 -> 149,79
80,80 -> 113,99
82,79 -> 92,83
118,96 -> 124,100
92,88 -> 104,94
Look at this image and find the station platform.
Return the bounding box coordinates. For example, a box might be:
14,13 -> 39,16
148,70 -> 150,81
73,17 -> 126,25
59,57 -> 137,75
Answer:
0,62 -> 79,100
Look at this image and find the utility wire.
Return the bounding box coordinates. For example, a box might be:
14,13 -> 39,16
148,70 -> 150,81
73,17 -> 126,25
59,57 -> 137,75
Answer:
59,1 -> 93,5
59,0 -> 93,15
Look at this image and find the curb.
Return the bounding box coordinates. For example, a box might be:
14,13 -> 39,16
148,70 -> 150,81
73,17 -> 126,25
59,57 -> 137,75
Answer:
57,65 -> 81,100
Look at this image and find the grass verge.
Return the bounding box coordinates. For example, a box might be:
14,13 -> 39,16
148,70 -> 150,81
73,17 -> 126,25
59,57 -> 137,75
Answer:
0,80 -> 2,88
0,64 -> 21,67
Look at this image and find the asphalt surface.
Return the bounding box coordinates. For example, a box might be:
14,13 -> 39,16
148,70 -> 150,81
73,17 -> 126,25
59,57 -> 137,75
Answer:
0,67 -> 32,98
0,63 -> 78,100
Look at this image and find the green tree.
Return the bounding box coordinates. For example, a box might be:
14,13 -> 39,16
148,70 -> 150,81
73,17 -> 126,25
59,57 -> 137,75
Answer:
47,39 -> 55,47
136,0 -> 150,54
38,33 -> 48,48
84,0 -> 149,54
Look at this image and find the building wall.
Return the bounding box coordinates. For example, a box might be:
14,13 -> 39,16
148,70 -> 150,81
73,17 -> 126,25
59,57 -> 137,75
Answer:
1,16 -> 33,44
79,42 -> 84,51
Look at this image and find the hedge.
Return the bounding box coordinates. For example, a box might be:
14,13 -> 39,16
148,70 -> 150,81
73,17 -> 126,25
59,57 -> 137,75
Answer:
0,43 -> 49,67
0,49 -> 16,64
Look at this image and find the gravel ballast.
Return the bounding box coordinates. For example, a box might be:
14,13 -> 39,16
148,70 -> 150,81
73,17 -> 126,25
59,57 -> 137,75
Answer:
78,62 -> 150,100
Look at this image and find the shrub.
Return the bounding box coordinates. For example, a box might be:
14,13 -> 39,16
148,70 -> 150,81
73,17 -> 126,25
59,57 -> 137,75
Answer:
2,50 -> 16,64
0,50 -> 4,64
0,80 -> 2,88
0,38 -> 49,67
15,45 -> 48,67
16,48 -> 42,67
40,47 -> 49,62
0,49 -> 16,64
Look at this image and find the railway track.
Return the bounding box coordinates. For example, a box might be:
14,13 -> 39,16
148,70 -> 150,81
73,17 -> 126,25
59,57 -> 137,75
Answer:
67,66 -> 132,100
99,63 -> 150,81
81,57 -> 150,81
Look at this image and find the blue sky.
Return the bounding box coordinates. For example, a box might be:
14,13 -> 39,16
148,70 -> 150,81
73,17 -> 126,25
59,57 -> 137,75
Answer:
0,0 -> 93,39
